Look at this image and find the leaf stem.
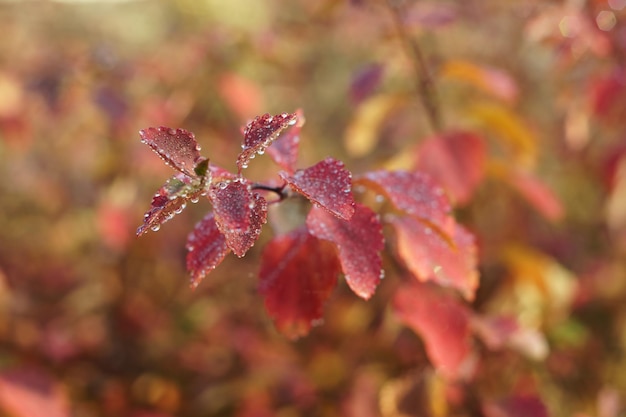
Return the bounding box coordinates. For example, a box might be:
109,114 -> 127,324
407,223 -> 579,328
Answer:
384,0 -> 442,132
251,183 -> 289,201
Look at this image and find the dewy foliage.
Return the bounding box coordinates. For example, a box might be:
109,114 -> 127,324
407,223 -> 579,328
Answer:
137,111 -> 479,355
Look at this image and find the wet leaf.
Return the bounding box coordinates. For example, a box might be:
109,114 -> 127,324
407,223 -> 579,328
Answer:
258,228 -> 340,339
186,212 -> 231,289
0,367 -> 69,417
136,173 -> 206,236
209,180 -> 256,257
389,215 -> 478,301
393,282 -> 472,379
237,112 -> 297,172
356,170 -> 453,236
281,157 -> 355,220
306,203 -> 384,299
139,126 -> 205,178
267,109 -> 304,173
414,131 -> 486,205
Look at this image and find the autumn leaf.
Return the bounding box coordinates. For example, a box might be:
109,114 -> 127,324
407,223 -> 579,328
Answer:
186,212 -> 231,289
306,203 -> 384,299
139,126 -> 206,179
237,112 -> 297,172
389,215 -> 478,301
258,228 -> 341,339
0,368 -> 69,417
266,109 -> 304,174
356,170 -> 453,236
393,282 -> 472,379
281,157 -> 355,220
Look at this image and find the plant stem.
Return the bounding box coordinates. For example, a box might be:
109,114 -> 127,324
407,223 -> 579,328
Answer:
384,0 -> 442,132
251,183 -> 289,201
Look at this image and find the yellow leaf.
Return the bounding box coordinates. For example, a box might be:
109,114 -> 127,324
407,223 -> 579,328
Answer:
440,59 -> 519,103
344,94 -> 407,158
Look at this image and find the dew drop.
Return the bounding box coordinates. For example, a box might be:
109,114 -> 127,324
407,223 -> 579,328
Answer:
219,182 -> 228,189
248,201 -> 255,209
267,116 -> 273,122
249,154 -> 256,159
174,204 -> 185,214
191,197 -> 200,203
257,149 -> 265,155
195,144 -> 202,151
379,269 -> 386,280
241,144 -> 246,149
187,245 -> 194,251
168,128 -> 177,135
241,163 -> 249,169
150,224 -> 161,232
288,118 -> 297,126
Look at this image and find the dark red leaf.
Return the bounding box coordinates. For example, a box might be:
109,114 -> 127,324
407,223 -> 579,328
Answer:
414,131 -> 486,205
186,212 -> 231,289
306,203 -> 384,299
136,173 -> 206,236
266,109 -> 304,173
234,192 -> 268,257
389,215 -> 479,301
258,228 -> 341,339
483,396 -> 548,417
349,64 -> 384,104
393,282 -> 472,379
356,170 -> 453,235
281,157 -> 355,220
139,126 -> 204,178
237,112 -> 297,172
0,367 -> 69,417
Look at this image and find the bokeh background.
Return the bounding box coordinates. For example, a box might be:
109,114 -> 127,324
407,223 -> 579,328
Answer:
1,0 -> 626,416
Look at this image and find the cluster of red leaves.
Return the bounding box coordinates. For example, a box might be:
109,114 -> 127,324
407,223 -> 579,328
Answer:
137,111 -> 479,344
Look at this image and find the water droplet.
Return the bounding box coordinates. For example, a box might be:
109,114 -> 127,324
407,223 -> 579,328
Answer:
175,204 -> 186,214
150,224 -> 161,232
249,154 -> 256,159
288,118 -> 297,126
241,163 -> 249,169
168,128 -> 177,135
248,201 -> 255,209
187,245 -> 195,251
195,144 -> 202,151
191,197 -> 200,203
241,144 -> 246,149
379,270 -> 386,280
267,116 -> 273,122
219,182 -> 228,189
257,149 -> 265,155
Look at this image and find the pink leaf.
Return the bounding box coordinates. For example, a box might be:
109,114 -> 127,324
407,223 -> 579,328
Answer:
139,127 -> 204,178
414,131 -> 486,205
281,157 -> 355,220
136,173 -> 206,236
237,112 -> 297,172
306,203 -> 384,299
0,368 -> 69,417
349,64 -> 384,105
186,212 -> 231,289
389,215 -> 479,301
266,109 -> 304,173
393,282 -> 472,379
208,180 -> 268,257
506,169 -> 564,222
258,228 -> 340,339
356,170 -> 453,235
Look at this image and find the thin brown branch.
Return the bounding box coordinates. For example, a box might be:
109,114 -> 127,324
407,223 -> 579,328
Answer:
384,0 -> 442,132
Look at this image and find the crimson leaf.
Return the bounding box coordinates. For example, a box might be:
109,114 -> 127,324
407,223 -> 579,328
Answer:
266,109 -> 304,173
306,203 -> 384,299
231,192 -> 268,257
136,173 -> 206,236
186,212 -> 231,289
389,215 -> 479,301
280,157 -> 355,220
237,112 -> 297,172
258,228 -> 340,339
356,170 -> 453,235
393,282 -> 472,379
139,126 -> 205,178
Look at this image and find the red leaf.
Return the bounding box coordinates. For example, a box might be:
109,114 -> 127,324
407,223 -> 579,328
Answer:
393,282 -> 472,379
306,203 -> 384,299
237,112 -> 297,172
137,173 -> 206,236
139,126 -> 204,178
186,212 -> 231,289
506,169 -> 564,222
267,109 -> 304,173
258,228 -> 341,339
482,396 -> 548,417
356,170 -> 453,235
281,157 -> 355,220
414,131 -> 486,205
389,215 -> 479,301
0,368 -> 69,417
209,180 -> 266,257
349,63 -> 384,105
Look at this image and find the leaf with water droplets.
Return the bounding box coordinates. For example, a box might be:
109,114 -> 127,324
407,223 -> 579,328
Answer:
267,109 -> 304,173
280,157 -> 355,220
136,173 -> 206,236
306,203 -> 384,299
258,228 -> 341,339
237,112 -> 297,172
139,126 -> 205,178
209,179 -> 260,257
389,215 -> 479,301
186,212 -> 231,289
393,281 -> 472,379
356,170 -> 453,236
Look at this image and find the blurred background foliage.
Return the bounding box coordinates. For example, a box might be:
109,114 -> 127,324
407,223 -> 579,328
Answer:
0,0 -> 625,416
